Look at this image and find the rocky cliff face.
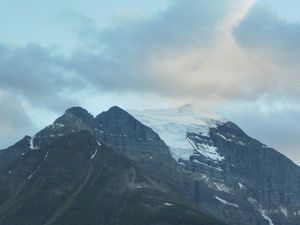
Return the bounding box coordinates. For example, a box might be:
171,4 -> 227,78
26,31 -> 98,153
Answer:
131,104 -> 300,225
0,131 -> 224,225
94,106 -> 172,164
33,107 -> 95,149
203,122 -> 300,225
0,104 -> 299,225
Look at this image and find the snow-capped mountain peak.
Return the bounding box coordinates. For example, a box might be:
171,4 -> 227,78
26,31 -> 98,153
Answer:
129,104 -> 227,161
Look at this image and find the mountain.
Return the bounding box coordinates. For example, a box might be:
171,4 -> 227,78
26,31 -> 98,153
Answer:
0,107 -> 224,225
0,135 -> 31,170
0,104 -> 299,225
0,107 -> 95,170
130,104 -> 300,225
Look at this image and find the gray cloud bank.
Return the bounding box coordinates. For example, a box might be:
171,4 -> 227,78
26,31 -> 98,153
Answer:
234,4 -> 300,56
0,44 -> 85,111
0,0 -> 299,163
1,0 -> 300,103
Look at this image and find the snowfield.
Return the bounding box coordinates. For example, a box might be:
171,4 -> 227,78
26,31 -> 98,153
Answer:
130,104 -> 227,162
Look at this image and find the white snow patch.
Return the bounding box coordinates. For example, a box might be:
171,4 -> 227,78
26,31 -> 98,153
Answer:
188,138 -> 224,161
248,197 -> 274,225
48,134 -> 64,138
216,133 -> 232,142
247,197 -> 257,205
199,174 -> 210,182
164,203 -> 173,206
91,149 -> 98,159
238,141 -> 246,146
94,129 -> 130,138
30,135 -> 37,150
27,167 -> 40,180
129,104 -> 227,162
54,123 -> 65,128
280,207 -> 288,218
192,159 -> 223,171
293,211 -> 300,216
213,181 -> 231,193
259,209 -> 275,225
94,128 -> 105,133
238,182 -> 246,190
43,151 -> 49,162
196,174 -> 230,193
97,140 -> 102,146
215,196 -> 239,208
169,147 -> 194,161
216,133 -> 246,146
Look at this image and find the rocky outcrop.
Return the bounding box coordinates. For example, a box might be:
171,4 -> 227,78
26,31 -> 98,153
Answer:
33,107 -> 95,149
0,135 -> 31,170
94,106 -> 176,181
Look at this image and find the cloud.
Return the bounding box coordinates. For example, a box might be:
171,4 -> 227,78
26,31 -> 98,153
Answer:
99,0 -> 234,49
232,4 -> 300,99
2,0 -> 284,107
64,0 -> 300,103
0,91 -> 36,148
65,0 -> 258,101
0,44 -> 85,111
1,0 -> 300,106
233,4 -> 300,57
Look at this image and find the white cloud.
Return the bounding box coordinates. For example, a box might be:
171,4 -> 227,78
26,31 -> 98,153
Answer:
0,91 -> 36,148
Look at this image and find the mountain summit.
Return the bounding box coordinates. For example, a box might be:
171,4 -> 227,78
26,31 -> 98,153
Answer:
0,105 -> 299,225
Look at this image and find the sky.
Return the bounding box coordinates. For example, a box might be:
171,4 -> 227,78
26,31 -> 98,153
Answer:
0,0 -> 299,164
